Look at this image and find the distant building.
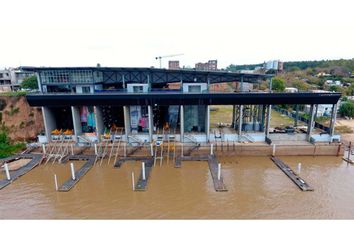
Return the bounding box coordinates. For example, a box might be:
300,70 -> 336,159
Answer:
325,80 -> 342,87
195,60 -> 218,71
285,87 -> 298,93
316,72 -> 331,77
168,60 -> 180,70
0,68 -> 34,92
264,60 -> 283,71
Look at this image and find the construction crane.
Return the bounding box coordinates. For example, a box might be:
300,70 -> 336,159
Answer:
155,54 -> 184,68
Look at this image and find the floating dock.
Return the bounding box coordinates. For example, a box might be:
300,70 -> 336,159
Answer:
208,155 -> 227,192
114,156 -> 154,191
58,155 -> 95,192
135,160 -> 154,191
0,154 -> 43,190
271,156 -> 314,191
175,154 -> 227,192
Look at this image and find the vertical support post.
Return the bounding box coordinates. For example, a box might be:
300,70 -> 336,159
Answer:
122,75 -> 126,89
231,105 -> 236,128
131,172 -> 135,191
307,104 -> 316,141
142,162 -> 146,180
297,163 -> 302,175
42,144 -> 46,154
70,162 -> 76,180
272,144 -> 276,156
148,105 -> 153,143
261,105 -> 266,132
217,163 -> 221,180
94,143 -> 98,155
4,163 -> 10,180
206,105 -> 210,142
123,106 -> 130,141
181,143 -> 184,157
294,104 -> 299,127
150,143 -> 154,156
180,105 -> 184,142
54,174 -> 58,191
71,144 -> 74,155
329,104 -> 338,138
265,105 -> 272,139
238,105 -> 243,142
348,142 -> 352,160
94,106 -> 104,140
71,106 -> 82,142
210,144 -> 214,155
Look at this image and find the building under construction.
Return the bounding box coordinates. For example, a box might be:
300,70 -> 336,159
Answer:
22,66 -> 341,148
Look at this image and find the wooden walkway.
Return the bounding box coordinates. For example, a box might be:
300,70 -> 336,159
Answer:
113,156 -> 154,191
174,154 -> 227,192
135,160 -> 154,191
0,154 -> 43,190
183,144 -> 200,156
208,155 -> 227,192
114,156 -> 153,168
175,155 -> 209,168
271,156 -> 314,191
58,155 -> 95,192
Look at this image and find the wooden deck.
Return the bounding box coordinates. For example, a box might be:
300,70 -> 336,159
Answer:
114,157 -> 153,168
113,156 -> 154,191
174,154 -> 227,192
271,156 -> 314,191
175,155 -> 209,168
208,155 -> 228,192
135,160 -> 154,191
0,154 -> 43,190
58,155 -> 95,192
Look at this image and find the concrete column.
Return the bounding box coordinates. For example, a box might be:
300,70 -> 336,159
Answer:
231,105 -> 236,128
42,107 -> 56,142
123,106 -> 130,141
265,104 -> 272,139
306,104 -> 316,141
261,105 -> 266,132
180,105 -> 184,142
206,105 -> 210,142
94,106 -> 104,140
294,104 -> 299,127
329,104 -> 338,137
148,105 -> 153,142
238,105 -> 243,141
71,106 -> 82,141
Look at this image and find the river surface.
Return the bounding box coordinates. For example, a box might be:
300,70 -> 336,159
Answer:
1,156 -> 354,219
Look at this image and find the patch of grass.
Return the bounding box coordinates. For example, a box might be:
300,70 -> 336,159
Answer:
335,125 -> 353,134
0,142 -> 26,158
270,110 -> 295,127
0,91 -> 27,97
210,105 -> 233,128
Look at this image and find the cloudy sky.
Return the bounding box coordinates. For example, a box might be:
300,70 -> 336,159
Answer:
1,0 -> 353,69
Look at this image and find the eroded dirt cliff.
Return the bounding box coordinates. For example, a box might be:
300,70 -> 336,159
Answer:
0,96 -> 44,141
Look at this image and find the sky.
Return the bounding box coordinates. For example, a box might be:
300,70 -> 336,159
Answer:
1,0 -> 354,69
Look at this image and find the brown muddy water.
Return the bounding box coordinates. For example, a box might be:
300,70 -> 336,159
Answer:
1,156 -> 354,219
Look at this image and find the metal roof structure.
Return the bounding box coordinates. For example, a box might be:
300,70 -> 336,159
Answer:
20,66 -> 271,84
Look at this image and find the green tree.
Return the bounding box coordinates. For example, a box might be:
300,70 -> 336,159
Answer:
292,79 -> 309,91
271,77 -> 285,92
21,76 -> 38,90
339,101 -> 354,117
